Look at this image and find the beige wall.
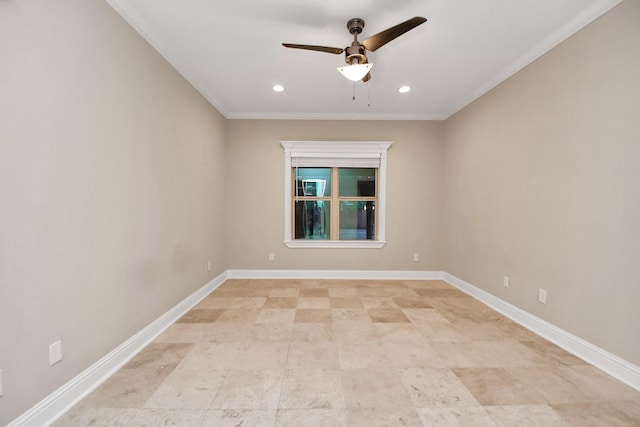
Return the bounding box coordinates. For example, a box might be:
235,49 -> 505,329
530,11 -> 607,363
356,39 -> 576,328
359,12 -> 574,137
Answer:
0,0 -> 227,423
225,120 -> 445,271
443,1 -> 640,365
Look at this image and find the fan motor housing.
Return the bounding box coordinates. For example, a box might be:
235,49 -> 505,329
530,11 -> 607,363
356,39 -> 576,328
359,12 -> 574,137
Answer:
347,18 -> 365,34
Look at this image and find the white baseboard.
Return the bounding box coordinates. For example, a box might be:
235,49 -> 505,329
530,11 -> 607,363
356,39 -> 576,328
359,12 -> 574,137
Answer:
11,268 -> 639,426
443,272 -> 640,391
226,269 -> 445,281
8,272 -> 228,427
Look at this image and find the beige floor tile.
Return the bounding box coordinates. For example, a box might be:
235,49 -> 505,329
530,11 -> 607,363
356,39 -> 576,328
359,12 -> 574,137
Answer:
342,368 -> 414,409
384,340 -> 446,368
256,309 -> 296,323
519,340 -> 588,367
300,288 -> 329,297
245,323 -> 293,343
552,401 -> 640,426
177,342 -> 241,369
338,341 -> 393,369
392,296 -> 432,308
275,408 -> 348,427
416,407 -> 497,426
432,340 -> 548,368
357,288 -> 389,297
196,296 -> 267,309
555,364 -> 639,402
53,408 -> 140,426
296,297 -> 331,309
229,342 -> 289,369
294,309 -> 332,323
492,317 -> 543,342
81,367 -> 173,408
360,296 -> 399,309
347,407 -> 423,427
383,288 -> 422,298
415,288 -> 469,298
368,308 -> 411,323
450,319 -> 515,341
329,297 -> 363,308
263,297 -> 298,309
210,369 -> 284,409
144,365 -> 226,409
216,308 -> 261,323
290,322 -> 333,342
268,288 -> 300,298
372,323 -> 422,343
452,368 -> 548,406
485,404 -> 568,426
153,322 -> 250,343
402,308 -> 451,324
328,288 -> 359,298
331,321 -> 378,342
203,409 -> 277,426
124,343 -> 194,369
506,366 -> 594,404
176,309 -> 224,323
286,342 -> 340,369
331,308 -> 370,322
401,368 -> 480,408
133,409 -> 207,426
278,368 -> 345,409
414,322 -> 471,342
206,322 -> 252,342
210,288 -> 271,298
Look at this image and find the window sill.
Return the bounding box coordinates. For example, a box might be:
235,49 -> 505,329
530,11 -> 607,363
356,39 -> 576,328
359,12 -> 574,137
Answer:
285,240 -> 386,249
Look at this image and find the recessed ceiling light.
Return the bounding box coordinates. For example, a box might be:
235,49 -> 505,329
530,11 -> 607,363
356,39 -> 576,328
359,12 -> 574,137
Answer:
399,85 -> 411,93
273,84 -> 284,92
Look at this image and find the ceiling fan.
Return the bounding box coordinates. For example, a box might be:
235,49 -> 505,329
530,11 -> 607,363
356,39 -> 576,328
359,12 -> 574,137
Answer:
283,16 -> 427,83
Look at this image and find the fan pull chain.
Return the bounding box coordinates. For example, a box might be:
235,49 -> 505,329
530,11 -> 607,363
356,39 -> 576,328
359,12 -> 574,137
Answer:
368,84 -> 371,107
352,82 -> 356,101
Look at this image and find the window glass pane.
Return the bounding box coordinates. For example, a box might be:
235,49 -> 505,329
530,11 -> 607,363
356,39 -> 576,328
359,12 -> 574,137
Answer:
339,201 -> 375,240
339,168 -> 375,197
295,168 -> 331,197
294,201 -> 331,239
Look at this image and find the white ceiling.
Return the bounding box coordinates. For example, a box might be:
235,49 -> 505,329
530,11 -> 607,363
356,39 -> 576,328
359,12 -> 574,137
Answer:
107,0 -> 621,120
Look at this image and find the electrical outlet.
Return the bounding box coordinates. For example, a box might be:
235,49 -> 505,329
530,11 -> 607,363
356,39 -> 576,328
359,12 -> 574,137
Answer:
207,261 -> 211,272
538,288 -> 547,304
49,341 -> 62,366
413,253 -> 419,262
503,276 -> 510,288
268,252 -> 275,261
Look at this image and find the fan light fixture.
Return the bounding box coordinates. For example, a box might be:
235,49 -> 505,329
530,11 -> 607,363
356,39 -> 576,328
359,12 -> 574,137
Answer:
337,63 -> 373,82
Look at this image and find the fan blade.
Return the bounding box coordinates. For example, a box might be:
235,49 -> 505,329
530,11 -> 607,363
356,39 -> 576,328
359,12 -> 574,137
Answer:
361,16 -> 427,52
282,43 -> 344,55
362,72 -> 372,83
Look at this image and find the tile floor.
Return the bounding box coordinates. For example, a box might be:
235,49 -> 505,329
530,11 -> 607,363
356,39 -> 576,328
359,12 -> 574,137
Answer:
55,279 -> 640,426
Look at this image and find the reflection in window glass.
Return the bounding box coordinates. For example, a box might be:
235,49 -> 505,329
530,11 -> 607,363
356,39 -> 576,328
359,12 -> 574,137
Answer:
339,168 -> 375,197
294,168 -> 331,197
294,201 -> 330,240
339,201 -> 375,240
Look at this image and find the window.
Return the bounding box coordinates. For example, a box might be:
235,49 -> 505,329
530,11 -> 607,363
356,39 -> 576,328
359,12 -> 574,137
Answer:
281,141 -> 392,248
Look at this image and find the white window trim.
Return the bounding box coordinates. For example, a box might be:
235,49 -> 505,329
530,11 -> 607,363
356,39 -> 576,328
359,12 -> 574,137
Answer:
281,140 -> 392,249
